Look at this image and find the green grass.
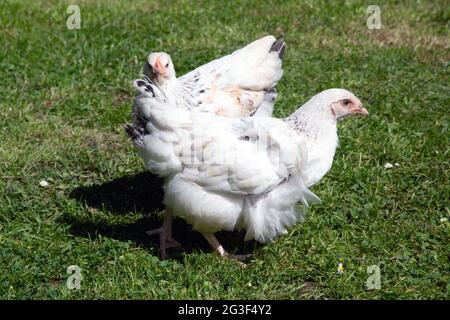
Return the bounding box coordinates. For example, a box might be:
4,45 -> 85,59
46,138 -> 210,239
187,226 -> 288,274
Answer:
1,0 -> 449,299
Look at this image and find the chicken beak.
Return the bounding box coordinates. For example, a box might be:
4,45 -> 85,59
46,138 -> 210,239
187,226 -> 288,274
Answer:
351,105 -> 369,116
155,56 -> 166,77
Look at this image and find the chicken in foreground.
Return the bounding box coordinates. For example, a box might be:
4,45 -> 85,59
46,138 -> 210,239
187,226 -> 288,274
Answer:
126,77 -> 368,260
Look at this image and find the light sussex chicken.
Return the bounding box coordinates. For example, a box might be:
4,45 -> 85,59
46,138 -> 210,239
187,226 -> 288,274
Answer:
142,35 -> 285,117
126,77 -> 368,260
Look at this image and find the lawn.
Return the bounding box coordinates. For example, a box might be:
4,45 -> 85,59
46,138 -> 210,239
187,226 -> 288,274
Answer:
0,0 -> 449,299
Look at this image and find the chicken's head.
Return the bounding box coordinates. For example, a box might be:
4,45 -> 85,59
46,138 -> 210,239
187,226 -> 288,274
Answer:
143,52 -> 176,86
326,89 -> 368,120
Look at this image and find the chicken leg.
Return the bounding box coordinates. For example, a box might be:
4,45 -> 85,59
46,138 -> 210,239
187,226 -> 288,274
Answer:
202,233 -> 252,264
146,208 -> 180,259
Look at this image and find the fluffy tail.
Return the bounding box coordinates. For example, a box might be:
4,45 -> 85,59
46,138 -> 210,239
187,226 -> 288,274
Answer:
269,36 -> 286,59
125,76 -> 161,145
242,174 -> 320,244
231,35 -> 284,91
125,76 -> 182,177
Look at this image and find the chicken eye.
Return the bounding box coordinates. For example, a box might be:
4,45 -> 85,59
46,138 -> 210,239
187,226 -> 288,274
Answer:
165,63 -> 169,68
342,99 -> 351,105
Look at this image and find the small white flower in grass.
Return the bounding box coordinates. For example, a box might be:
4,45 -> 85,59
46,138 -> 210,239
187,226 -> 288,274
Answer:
394,163 -> 400,167
384,163 -> 394,169
337,262 -> 344,274
39,180 -> 49,188
440,217 -> 448,223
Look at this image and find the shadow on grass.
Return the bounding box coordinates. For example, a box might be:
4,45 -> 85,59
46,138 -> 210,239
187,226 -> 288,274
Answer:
70,171 -> 166,215
67,171 -> 259,260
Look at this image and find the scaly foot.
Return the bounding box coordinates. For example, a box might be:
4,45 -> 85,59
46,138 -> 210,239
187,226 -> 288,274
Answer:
145,208 -> 180,259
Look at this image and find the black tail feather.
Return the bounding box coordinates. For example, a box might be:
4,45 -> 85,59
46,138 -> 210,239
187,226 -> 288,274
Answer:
270,36 -> 286,59
134,75 -> 157,97
124,124 -> 146,141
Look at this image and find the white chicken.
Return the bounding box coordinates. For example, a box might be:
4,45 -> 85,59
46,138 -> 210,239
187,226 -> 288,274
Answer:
142,35 -> 285,117
126,77 -> 368,260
